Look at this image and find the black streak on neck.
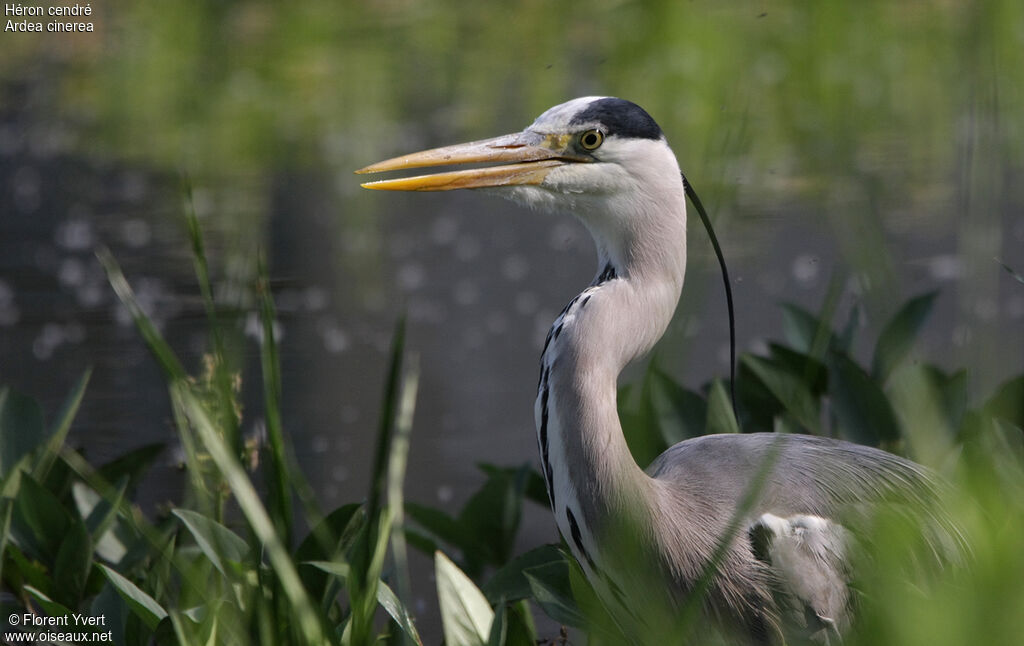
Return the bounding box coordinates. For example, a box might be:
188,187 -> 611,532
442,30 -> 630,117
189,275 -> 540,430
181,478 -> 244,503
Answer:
596,262 -> 617,285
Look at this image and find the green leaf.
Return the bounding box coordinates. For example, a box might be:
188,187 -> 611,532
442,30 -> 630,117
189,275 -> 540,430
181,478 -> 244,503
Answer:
24,585 -> 74,618
12,473 -> 70,561
487,602 -> 509,646
348,318 -> 408,645
482,544 -> 566,605
33,370 -> 90,481
780,303 -> 837,355
256,251 -> 292,546
305,560 -> 423,645
705,378 -> 740,435
478,463 -> 548,508
406,503 -> 474,556
0,387 -> 46,479
54,516 -> 93,607
648,367 -> 706,444
872,291 -> 938,382
436,550 -> 494,646
503,600 -> 538,646
97,247 -> 188,381
172,384 -> 327,645
72,480 -> 131,564
376,577 -> 424,646
741,356 -> 821,434
97,443 -> 165,496
100,564 -> 168,630
985,375 -> 1024,430
830,351 -> 901,445
172,509 -> 251,577
459,467 -> 528,570
295,503 -> 363,562
767,344 -> 828,396
90,581 -> 128,646
523,560 -> 587,629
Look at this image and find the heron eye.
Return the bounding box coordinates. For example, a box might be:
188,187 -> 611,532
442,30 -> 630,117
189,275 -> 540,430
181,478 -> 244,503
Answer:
579,129 -> 604,151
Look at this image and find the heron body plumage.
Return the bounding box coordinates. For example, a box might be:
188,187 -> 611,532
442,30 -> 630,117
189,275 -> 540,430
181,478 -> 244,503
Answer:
358,97 -> 957,644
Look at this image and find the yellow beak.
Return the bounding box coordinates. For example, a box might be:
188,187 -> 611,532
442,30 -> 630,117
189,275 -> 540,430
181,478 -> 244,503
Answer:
356,132 -> 585,191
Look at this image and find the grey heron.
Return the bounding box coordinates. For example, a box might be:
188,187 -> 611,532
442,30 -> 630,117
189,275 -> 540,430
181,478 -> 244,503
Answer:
358,97 -> 955,644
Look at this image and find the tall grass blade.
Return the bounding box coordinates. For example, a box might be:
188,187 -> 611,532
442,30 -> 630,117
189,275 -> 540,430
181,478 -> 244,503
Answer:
97,247 -> 188,381
172,382 -> 329,645
676,436 -> 784,641
348,317 -> 406,645
181,177 -> 241,458
256,251 -> 292,545
387,354 -> 420,644
32,369 -> 91,481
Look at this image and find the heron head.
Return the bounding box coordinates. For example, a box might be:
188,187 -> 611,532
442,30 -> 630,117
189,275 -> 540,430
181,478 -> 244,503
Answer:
358,97 -> 688,274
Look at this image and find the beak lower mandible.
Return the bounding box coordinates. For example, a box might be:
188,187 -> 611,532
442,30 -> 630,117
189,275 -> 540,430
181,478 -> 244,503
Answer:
356,132 -> 580,191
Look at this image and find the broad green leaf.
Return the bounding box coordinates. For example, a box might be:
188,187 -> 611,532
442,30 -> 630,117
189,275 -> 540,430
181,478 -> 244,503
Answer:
487,602 -> 509,646
295,503 -> 363,601
742,356 -> 821,434
872,291 -> 938,382
0,387 -> 46,479
478,463 -> 548,508
459,468 -> 528,570
830,352 -> 901,445
482,544 -> 566,605
767,344 -> 828,396
405,503 -> 474,556
985,375 -> 1024,429
12,473 -> 70,561
172,509 -> 250,577
523,561 -> 587,629
503,600 -> 538,646
6,543 -> 52,595
294,503 -> 363,562
376,577 -> 424,646
73,480 -> 130,563
100,564 -> 168,630
97,443 -> 165,496
306,560 -> 423,645
90,581 -> 128,646
54,516 -> 93,607
780,303 -> 837,355
648,368 -> 706,444
705,379 -> 740,435
25,585 -> 73,618
436,550 -> 494,646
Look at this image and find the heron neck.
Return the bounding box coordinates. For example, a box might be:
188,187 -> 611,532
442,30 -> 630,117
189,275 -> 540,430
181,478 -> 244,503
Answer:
536,258 -> 683,550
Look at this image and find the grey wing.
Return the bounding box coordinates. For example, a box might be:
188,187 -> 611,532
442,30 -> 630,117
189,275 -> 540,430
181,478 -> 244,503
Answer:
748,513 -> 851,643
